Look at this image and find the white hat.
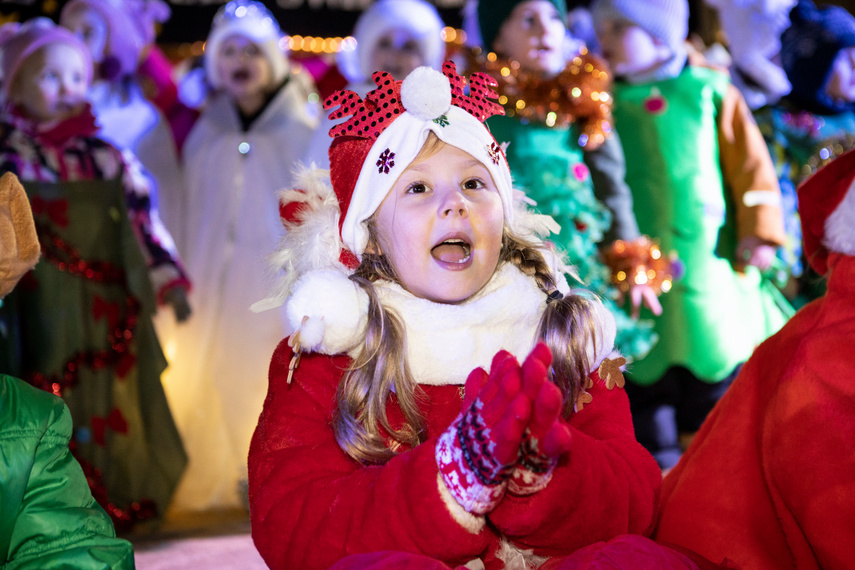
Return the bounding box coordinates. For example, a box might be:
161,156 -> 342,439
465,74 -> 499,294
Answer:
204,0 -> 289,90
337,0 -> 446,85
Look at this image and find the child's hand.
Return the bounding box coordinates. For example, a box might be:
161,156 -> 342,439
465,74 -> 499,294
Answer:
164,287 -> 192,322
737,236 -> 777,271
509,342 -> 572,495
436,350 -> 529,514
618,283 -> 663,319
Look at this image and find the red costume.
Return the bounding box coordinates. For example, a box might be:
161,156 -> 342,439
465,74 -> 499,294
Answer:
656,148 -> 855,569
250,340 -> 662,569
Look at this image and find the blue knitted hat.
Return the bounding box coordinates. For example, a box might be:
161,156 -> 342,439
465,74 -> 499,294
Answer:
781,0 -> 855,114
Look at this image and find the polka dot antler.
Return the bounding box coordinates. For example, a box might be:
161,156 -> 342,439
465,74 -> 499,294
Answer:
442,61 -> 504,123
325,71 -> 405,140
324,62 -> 505,143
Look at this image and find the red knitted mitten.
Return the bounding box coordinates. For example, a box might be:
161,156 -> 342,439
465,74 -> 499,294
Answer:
509,343 -> 573,495
436,350 -> 530,514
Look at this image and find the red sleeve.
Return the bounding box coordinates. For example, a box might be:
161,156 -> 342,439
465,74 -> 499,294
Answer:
487,376 -> 662,556
248,340 -> 492,570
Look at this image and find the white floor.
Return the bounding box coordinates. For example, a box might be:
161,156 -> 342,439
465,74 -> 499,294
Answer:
134,534 -> 267,569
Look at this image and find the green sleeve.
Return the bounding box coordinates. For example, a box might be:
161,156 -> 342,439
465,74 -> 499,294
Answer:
4,389 -> 135,570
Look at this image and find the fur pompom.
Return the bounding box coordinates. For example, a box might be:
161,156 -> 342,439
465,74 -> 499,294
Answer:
286,269 -> 369,355
252,166 -> 344,313
401,66 -> 451,120
823,178 -> 855,259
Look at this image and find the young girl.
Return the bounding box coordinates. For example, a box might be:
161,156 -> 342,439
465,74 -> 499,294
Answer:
248,63 -> 713,569
59,0 -> 186,241
0,19 -> 188,528
304,0 -> 446,170
464,0 -> 664,363
162,0 -> 320,512
591,0 -> 790,470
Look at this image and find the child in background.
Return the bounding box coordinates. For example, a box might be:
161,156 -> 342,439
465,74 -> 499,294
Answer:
754,0 -> 855,305
59,0 -> 187,244
305,0 -> 446,169
704,0 -> 796,112
248,62 -> 716,570
0,19 -> 188,528
656,146 -> 855,570
0,171 -> 134,569
591,0 -> 790,471
163,0 -> 320,512
465,0 -> 663,364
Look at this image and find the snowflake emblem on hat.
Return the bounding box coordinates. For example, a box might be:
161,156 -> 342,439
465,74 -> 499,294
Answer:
376,148 -> 396,174
488,142 -> 502,165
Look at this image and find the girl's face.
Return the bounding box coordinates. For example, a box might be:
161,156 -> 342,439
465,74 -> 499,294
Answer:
825,47 -> 855,103
62,6 -> 108,65
595,18 -> 670,78
373,141 -> 505,304
217,35 -> 273,101
493,0 -> 567,77
11,43 -> 88,124
369,29 -> 425,80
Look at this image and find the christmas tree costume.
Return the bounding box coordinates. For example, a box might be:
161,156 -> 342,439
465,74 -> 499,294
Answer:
0,177 -> 187,529
610,65 -> 790,384
481,50 -> 657,361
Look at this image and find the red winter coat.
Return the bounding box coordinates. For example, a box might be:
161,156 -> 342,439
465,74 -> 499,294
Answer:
248,340 -> 662,569
655,252 -> 855,569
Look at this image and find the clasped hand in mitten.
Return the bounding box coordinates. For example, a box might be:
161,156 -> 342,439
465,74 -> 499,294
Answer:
436,343 -> 572,515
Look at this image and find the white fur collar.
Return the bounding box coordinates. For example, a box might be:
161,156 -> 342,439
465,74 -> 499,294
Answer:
366,263 -> 547,386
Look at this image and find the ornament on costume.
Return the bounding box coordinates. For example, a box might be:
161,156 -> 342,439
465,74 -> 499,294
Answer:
643,87 -> 668,115
602,236 -> 676,295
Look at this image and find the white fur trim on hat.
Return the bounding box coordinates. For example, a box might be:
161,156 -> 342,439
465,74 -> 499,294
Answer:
204,0 -> 289,90
823,176 -> 855,259
339,67 -> 514,257
336,0 -> 446,85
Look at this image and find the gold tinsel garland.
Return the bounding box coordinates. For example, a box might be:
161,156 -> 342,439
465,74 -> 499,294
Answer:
468,47 -> 614,151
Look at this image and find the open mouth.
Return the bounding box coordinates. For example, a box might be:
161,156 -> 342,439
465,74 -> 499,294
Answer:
431,238 -> 471,264
231,69 -> 251,82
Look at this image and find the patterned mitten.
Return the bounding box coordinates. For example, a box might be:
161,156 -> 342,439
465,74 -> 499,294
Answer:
509,342 -> 573,495
436,350 -> 530,514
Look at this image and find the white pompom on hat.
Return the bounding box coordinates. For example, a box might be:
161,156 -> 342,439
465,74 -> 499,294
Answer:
204,0 -> 289,90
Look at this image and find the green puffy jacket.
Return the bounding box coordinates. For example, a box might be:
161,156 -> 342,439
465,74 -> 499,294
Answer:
0,374 -> 135,569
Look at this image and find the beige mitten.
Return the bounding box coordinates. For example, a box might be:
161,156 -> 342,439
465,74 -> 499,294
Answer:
0,172 -> 40,298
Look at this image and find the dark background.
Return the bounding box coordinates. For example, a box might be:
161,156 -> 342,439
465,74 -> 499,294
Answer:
2,0 -> 854,48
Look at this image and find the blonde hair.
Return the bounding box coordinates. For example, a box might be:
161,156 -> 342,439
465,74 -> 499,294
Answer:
332,132 -> 601,463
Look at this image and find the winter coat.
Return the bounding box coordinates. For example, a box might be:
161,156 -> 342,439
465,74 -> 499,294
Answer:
655,251 -> 855,568
164,68 -> 320,511
0,374 -> 134,569
248,265 -> 663,569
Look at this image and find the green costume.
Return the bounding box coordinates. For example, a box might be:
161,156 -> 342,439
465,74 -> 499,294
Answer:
1,374 -> 135,569
611,66 -> 790,384
0,178 -> 187,528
